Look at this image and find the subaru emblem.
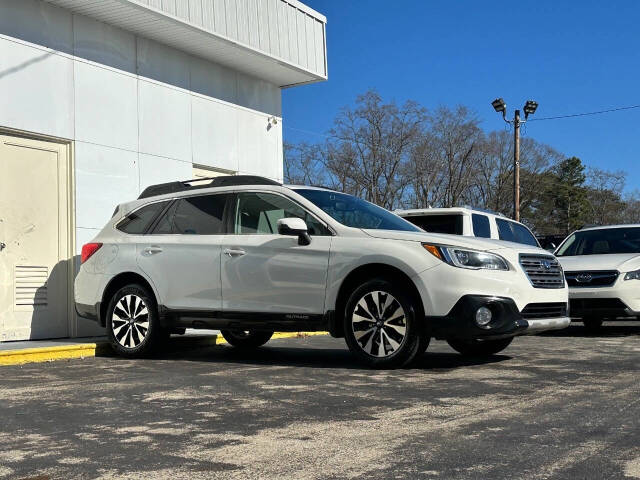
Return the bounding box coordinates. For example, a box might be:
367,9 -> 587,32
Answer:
576,273 -> 592,283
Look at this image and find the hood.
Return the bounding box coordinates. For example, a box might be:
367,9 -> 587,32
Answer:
361,229 -> 545,255
557,253 -> 640,273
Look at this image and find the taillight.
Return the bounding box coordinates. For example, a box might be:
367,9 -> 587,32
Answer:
81,243 -> 103,264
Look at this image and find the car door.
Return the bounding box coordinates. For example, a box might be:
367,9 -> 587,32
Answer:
136,193 -> 229,312
221,191 -> 332,316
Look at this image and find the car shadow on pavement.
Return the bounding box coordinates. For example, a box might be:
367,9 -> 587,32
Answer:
121,342 -> 511,371
538,322 -> 640,338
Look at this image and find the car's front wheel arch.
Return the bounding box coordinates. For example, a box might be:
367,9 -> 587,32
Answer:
333,263 -> 427,338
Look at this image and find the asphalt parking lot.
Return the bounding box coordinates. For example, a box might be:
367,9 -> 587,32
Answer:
2,323 -> 640,480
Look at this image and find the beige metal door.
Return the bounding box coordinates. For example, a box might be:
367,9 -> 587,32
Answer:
0,134 -> 70,341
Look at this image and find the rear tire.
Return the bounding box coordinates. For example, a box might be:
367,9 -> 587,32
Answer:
583,317 -> 603,333
106,284 -> 164,358
220,330 -> 274,348
447,337 -> 513,356
343,278 -> 424,369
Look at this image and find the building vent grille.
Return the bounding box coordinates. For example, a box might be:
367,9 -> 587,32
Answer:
14,266 -> 48,307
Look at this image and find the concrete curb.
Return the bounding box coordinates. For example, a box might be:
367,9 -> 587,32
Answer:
0,331 -> 329,366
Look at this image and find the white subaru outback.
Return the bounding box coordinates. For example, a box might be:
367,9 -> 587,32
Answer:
75,176 -> 570,368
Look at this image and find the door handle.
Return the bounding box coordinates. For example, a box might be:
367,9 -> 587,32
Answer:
0,242 -> 5,252
224,248 -> 246,257
143,246 -> 163,255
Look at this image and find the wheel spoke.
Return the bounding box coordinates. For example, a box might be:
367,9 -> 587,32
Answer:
112,320 -> 128,336
356,297 -> 374,320
384,322 -> 406,336
355,326 -> 375,342
351,290 -> 406,359
382,329 -> 400,353
376,330 -> 386,357
384,304 -> 403,322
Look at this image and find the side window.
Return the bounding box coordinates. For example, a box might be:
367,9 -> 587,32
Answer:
151,194 -> 228,235
234,192 -> 330,236
496,218 -> 516,242
117,201 -> 169,234
471,214 -> 491,238
405,214 -> 463,235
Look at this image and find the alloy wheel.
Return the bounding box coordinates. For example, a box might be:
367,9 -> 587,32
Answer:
111,294 -> 150,349
351,290 -> 407,357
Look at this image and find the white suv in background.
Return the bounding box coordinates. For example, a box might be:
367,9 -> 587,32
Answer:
395,207 -> 541,248
556,224 -> 640,331
75,176 -> 569,368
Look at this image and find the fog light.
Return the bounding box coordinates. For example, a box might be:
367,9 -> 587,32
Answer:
475,306 -> 493,327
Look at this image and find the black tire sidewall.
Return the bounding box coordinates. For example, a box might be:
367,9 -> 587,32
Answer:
343,278 -> 423,369
220,330 -> 274,348
106,284 -> 161,357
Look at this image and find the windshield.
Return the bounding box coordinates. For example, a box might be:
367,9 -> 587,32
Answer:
556,227 -> 640,256
294,189 -> 421,232
495,218 -> 540,247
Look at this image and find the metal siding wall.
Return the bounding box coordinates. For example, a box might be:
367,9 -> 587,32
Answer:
314,17 -> 325,76
287,3 -> 298,65
212,0 -> 225,33
74,0 -> 327,78
188,0 -> 203,26
175,0 -> 189,19
266,0 -> 279,56
277,0 -> 289,62
224,0 -> 238,39
161,0 -> 176,15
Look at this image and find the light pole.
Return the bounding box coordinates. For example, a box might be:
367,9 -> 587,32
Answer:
491,98 -> 538,222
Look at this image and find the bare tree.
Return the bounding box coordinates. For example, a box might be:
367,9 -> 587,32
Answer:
324,90 -> 426,209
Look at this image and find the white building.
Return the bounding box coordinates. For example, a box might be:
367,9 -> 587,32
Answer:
0,0 -> 327,341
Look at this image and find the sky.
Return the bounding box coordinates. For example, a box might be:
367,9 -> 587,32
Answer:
282,0 -> 640,191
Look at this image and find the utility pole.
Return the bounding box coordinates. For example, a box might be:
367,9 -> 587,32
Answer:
491,98 -> 537,222
513,109 -> 520,221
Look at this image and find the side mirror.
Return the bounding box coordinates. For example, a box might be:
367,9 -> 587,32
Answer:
277,217 -> 311,246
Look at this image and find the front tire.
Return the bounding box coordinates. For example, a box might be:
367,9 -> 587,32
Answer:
447,337 -> 513,356
220,330 -> 274,348
583,317 -> 603,333
106,284 -> 164,358
343,278 -> 425,369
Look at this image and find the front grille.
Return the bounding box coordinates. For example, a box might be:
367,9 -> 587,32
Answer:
521,302 -> 568,319
564,270 -> 619,287
519,254 -> 565,289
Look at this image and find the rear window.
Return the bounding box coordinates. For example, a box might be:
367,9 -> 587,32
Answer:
472,214 -> 491,238
152,194 -> 228,235
404,214 -> 463,235
117,201 -> 169,235
496,218 -> 539,246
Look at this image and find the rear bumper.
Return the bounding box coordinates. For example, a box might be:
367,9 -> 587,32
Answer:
75,302 -> 101,324
427,295 -> 569,341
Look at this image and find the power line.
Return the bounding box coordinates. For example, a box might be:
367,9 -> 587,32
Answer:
529,104 -> 640,121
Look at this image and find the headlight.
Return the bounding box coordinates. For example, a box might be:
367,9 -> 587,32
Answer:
624,269 -> 640,280
422,244 -> 509,271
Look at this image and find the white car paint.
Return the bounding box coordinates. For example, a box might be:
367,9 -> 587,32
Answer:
75,182 -> 570,356
556,225 -> 640,316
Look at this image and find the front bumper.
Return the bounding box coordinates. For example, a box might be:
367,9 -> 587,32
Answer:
427,295 -> 570,340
